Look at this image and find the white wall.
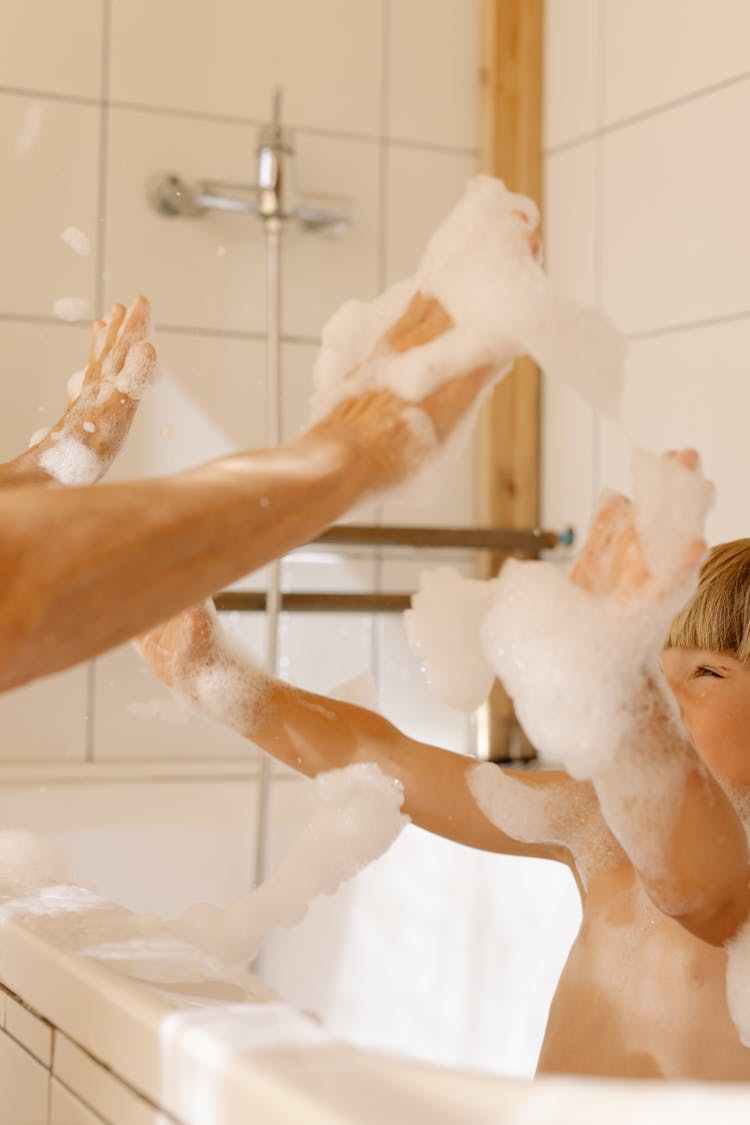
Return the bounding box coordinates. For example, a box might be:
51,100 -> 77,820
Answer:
542,0 -> 750,548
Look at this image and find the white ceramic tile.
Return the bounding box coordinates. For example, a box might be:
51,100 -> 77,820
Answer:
106,330 -> 268,482
0,0 -> 102,100
0,780 -> 260,916
0,94 -> 99,318
376,555 -> 477,752
277,548 -> 376,693
281,132 -> 381,339
602,0 -> 750,126
5,993 -> 53,1066
0,665 -> 88,762
105,109 -> 379,341
387,0 -> 481,149
543,0 -> 599,149
105,107 -> 265,336
110,0 -> 382,137
385,145 -> 477,285
616,315 -> 750,546
0,319 -> 90,464
54,1034 -> 162,1125
0,1026 -> 50,1123
92,639 -> 264,762
601,80 -> 750,336
51,1078 -> 106,1125
542,141 -> 597,302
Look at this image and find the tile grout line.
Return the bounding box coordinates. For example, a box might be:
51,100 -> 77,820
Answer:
591,0 -> 606,506
543,66 -> 750,159
0,84 -> 477,159
371,0 -> 392,706
84,0 -> 113,766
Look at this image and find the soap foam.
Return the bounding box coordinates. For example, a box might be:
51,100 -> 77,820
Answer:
171,763 -> 408,965
38,434 -> 101,486
404,567 -> 496,711
467,762 -> 623,887
53,296 -> 91,322
309,176 -> 624,428
60,226 -> 91,257
479,449 -> 712,780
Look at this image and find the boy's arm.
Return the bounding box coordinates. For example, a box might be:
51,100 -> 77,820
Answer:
571,475 -> 750,945
0,293 -> 500,693
0,298 -> 156,488
136,600 -> 586,870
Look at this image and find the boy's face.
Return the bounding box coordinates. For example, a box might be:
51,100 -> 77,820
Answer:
661,648 -> 750,789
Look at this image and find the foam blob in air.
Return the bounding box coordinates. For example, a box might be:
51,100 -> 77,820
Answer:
480,450 -> 713,780
53,297 -> 91,322
171,763 -> 408,964
60,226 -> 91,256
38,435 -> 101,485
404,567 -> 496,711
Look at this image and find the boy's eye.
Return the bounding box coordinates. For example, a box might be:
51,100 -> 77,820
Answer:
694,666 -> 722,678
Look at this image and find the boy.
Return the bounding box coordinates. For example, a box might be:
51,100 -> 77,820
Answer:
137,458 -> 750,1081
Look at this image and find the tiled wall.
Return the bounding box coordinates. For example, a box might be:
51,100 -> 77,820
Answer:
541,0 -> 750,547
0,0 -> 481,765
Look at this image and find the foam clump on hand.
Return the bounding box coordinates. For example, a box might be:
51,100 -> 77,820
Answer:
38,434 -> 101,485
480,449 -> 712,780
172,763 -> 408,964
404,567 -> 496,711
309,175 -> 625,424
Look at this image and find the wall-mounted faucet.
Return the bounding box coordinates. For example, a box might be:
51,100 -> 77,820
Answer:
147,89 -> 353,234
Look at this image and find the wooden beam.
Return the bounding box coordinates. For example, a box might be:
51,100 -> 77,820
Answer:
478,0 -> 543,762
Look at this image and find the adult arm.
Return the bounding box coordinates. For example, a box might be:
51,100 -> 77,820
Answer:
0,293 -> 501,692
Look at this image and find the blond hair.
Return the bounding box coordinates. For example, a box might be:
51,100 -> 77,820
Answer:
667,539 -> 750,665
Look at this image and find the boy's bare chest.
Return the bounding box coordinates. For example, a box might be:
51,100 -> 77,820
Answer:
540,870 -> 750,1079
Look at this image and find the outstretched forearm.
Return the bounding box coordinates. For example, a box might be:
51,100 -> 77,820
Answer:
594,672 -> 750,945
0,433 -> 368,692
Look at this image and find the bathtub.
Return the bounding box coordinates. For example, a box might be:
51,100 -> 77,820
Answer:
2,770 -> 750,1124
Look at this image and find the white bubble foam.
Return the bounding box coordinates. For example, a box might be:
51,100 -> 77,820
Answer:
309,176 -> 624,427
114,341 -> 155,400
479,449 -> 713,780
38,435 -> 101,485
171,763 -> 408,964
404,567 -> 496,711
53,297 -> 91,322
60,225 -> 91,256
467,762 -> 622,886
